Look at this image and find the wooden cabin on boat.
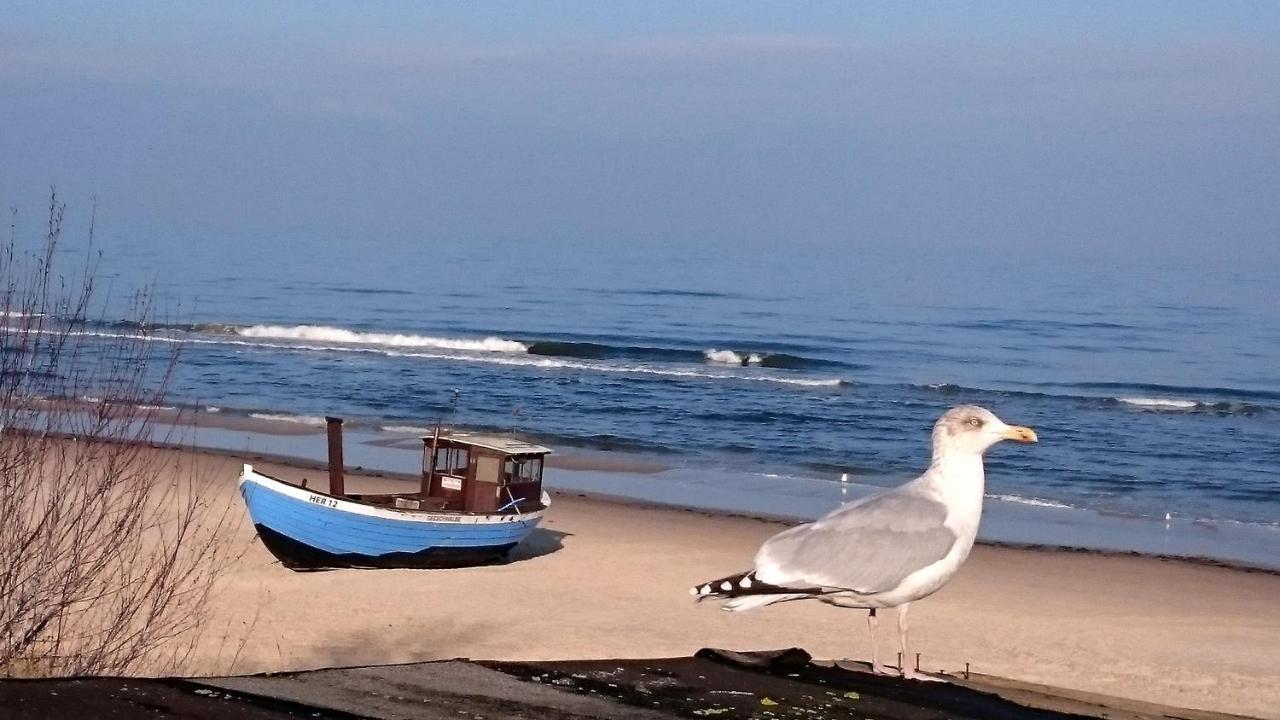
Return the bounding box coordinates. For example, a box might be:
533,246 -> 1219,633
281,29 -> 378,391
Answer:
321,417 -> 551,514
416,431 -> 550,513
328,419 -> 551,515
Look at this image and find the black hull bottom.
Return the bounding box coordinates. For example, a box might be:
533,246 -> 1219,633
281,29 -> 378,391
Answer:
254,524 -> 518,571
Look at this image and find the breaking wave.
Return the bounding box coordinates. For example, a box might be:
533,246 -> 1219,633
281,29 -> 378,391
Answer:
51,318 -> 844,375
699,348 -> 828,369
1057,381 -> 1280,404
703,348 -> 835,369
915,381 -> 1273,416
236,325 -> 528,353
247,412 -> 328,427
987,493 -> 1074,509
1117,397 -> 1199,410
526,339 -> 834,370
705,348 -> 762,366
384,348 -> 847,388
49,322 -> 849,390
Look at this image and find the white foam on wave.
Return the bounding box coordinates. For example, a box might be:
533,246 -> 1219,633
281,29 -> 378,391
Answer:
704,349 -> 764,366
237,324 -> 529,353
987,493 -> 1073,509
770,376 -> 843,388
704,349 -> 742,365
1117,397 -> 1199,410
248,412 -> 328,427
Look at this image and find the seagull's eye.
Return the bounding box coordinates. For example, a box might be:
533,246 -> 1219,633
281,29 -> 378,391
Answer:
968,417 -> 983,428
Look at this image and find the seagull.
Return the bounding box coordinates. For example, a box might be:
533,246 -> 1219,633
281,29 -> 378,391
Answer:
691,405 -> 1037,679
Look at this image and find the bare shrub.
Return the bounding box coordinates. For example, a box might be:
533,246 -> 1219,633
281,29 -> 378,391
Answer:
0,192 -> 240,676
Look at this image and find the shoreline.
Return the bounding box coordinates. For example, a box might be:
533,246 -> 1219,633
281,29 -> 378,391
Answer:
230,440 -> 1280,576
173,419 -> 1280,572
21,414 -> 1280,572
34,400 -> 1280,570
54,398 -> 1280,520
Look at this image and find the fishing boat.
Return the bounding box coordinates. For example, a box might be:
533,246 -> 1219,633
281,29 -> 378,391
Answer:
238,417 -> 551,570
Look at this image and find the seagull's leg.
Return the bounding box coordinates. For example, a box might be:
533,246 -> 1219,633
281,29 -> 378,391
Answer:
867,608 -> 888,674
897,603 -> 942,682
896,602 -> 910,674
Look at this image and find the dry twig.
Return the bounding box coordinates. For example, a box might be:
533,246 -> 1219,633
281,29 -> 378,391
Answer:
0,192 -> 239,676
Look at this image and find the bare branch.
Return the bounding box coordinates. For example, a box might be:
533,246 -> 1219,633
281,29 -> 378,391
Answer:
0,194 -> 242,677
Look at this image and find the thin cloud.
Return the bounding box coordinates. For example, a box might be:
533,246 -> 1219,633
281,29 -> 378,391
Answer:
4,32 -> 1276,130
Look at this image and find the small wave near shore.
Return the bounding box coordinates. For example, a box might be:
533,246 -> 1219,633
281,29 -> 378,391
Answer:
1116,397 -> 1199,410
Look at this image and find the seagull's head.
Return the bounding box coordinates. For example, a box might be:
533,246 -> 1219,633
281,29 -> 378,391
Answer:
931,405 -> 1037,460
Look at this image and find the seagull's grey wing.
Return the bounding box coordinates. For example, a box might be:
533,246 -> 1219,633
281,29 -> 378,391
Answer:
752,489 -> 956,594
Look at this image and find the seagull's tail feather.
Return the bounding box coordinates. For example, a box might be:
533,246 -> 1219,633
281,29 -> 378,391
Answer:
689,570 -> 824,611
721,593 -> 809,612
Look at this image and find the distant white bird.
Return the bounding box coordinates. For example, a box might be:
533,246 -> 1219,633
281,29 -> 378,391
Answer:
692,405 -> 1037,679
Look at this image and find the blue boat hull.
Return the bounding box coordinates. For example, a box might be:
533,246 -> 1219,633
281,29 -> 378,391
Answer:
252,524 -> 520,570
238,464 -> 547,571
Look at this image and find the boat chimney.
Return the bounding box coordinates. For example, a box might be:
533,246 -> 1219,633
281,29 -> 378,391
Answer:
326,416 -> 345,497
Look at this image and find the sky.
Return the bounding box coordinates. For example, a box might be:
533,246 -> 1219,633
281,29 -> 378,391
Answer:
2,2 -> 1278,272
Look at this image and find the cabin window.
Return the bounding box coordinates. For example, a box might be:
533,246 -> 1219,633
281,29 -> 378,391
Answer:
435,447 -> 469,476
523,457 -> 542,483
504,457 -> 542,484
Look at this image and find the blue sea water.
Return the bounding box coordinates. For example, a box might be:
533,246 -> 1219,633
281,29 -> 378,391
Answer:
61,231 -> 1280,562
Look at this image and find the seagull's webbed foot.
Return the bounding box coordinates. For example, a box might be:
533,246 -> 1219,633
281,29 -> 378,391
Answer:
900,668 -> 946,683
834,658 -> 893,676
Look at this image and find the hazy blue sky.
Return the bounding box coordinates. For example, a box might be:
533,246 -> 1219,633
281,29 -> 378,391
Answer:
2,2 -> 1278,270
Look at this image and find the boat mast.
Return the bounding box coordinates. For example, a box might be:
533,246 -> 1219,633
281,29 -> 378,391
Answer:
422,424 -> 440,497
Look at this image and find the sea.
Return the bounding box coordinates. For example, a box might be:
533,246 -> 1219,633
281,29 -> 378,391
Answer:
51,230 -> 1280,568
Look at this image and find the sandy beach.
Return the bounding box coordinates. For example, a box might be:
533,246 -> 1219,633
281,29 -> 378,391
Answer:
117,445 -> 1279,720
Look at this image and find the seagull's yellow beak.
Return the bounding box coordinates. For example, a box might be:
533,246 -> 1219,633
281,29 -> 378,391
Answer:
1002,425 -> 1038,443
